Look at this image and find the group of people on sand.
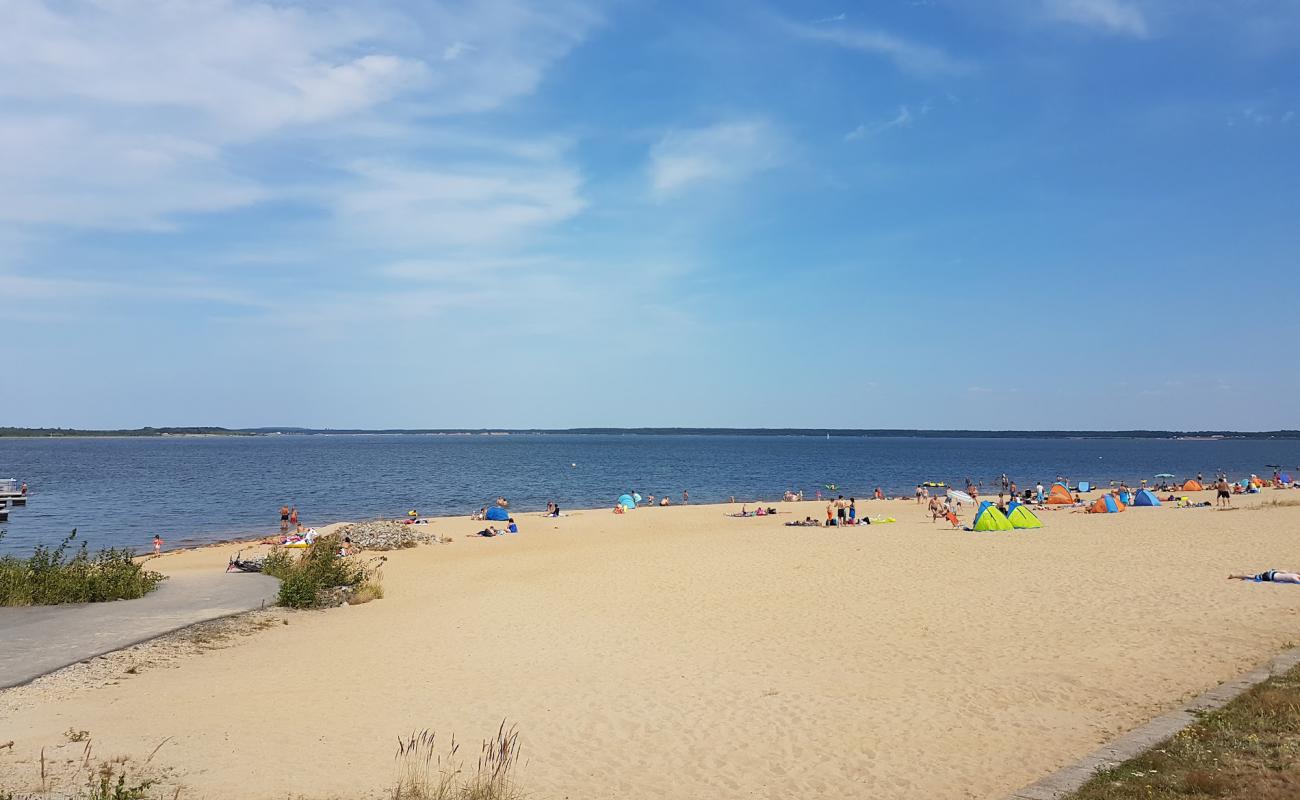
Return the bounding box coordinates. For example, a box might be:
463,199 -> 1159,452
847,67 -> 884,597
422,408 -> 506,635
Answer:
477,519 -> 519,537
926,495 -> 963,528
823,495 -> 868,526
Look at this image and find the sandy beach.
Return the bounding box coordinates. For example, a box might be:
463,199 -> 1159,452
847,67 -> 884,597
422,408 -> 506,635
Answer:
3,491 -> 1299,799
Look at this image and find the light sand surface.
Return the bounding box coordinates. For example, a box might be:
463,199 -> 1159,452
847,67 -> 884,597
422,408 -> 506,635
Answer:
3,492 -> 1300,799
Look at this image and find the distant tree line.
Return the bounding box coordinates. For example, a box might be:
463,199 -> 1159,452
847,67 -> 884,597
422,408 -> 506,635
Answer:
2,426 -> 1298,439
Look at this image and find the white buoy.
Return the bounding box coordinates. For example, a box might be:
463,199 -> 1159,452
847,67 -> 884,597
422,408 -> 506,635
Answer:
571,463 -> 577,468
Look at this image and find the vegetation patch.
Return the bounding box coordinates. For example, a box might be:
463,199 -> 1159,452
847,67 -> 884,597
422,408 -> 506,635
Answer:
1066,659 -> 1300,800
0,531 -> 165,607
393,722 -> 525,800
261,534 -> 379,609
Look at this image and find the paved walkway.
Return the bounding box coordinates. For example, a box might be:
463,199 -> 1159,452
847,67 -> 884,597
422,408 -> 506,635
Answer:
0,573 -> 279,689
1006,645 -> 1300,799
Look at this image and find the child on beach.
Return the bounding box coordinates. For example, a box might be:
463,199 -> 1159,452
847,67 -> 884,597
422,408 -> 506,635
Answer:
153,534 -> 163,555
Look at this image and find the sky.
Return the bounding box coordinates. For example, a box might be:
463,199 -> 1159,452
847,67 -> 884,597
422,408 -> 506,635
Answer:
1,0 -> 1298,430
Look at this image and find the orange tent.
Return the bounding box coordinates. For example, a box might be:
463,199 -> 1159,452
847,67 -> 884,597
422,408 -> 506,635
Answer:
1046,483 -> 1075,504
1182,480 -> 1204,491
1090,495 -> 1126,513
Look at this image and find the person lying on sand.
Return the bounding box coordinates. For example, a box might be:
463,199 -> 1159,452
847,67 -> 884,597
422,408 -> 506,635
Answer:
477,526 -> 501,537
785,517 -> 820,527
1229,570 -> 1300,584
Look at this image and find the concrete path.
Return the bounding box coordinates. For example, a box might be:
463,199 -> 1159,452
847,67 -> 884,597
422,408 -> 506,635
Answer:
1006,644 -> 1300,799
0,573 -> 279,689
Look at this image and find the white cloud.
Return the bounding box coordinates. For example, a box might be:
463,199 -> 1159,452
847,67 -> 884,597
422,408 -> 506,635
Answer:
1042,0 -> 1148,37
649,120 -> 785,197
0,0 -> 600,230
442,41 -> 476,62
336,160 -> 586,246
845,106 -> 914,141
783,19 -> 971,77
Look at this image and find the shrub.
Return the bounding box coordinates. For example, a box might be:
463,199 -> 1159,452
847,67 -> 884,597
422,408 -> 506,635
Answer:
262,534 -> 369,609
0,530 -> 166,607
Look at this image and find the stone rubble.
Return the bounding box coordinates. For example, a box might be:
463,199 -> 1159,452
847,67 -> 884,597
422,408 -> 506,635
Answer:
334,520 -> 445,551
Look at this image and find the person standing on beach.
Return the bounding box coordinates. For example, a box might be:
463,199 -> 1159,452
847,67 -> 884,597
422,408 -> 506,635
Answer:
848,498 -> 857,525
1035,482 -> 1044,503
153,534 -> 163,555
835,495 -> 847,525
682,490 -> 689,504
280,505 -> 289,531
1215,478 -> 1232,507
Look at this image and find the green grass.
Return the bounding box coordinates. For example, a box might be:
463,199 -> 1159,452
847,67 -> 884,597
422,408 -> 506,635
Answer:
0,530 -> 165,606
1066,660 -> 1300,800
262,534 -> 370,609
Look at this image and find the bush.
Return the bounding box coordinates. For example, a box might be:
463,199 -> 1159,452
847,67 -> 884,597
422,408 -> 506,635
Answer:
0,530 -> 166,606
262,534 -> 369,609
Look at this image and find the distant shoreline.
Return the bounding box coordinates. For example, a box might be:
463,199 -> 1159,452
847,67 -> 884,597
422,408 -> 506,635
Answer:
3,427 -> 1299,440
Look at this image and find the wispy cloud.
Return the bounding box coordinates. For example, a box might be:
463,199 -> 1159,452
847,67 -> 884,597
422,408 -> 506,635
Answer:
335,159 -> 586,247
0,0 -> 600,230
812,13 -> 847,24
845,105 -> 915,141
782,18 -> 971,77
648,120 -> 785,197
1042,0 -> 1148,37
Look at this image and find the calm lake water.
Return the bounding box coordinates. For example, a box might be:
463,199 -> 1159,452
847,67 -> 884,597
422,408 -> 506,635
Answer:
1,434 -> 1297,554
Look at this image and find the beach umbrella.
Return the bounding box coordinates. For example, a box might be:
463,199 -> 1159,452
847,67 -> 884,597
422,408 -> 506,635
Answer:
947,489 -> 974,504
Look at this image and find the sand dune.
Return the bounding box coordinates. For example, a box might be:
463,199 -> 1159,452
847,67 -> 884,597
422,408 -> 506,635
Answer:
3,492 -> 1299,799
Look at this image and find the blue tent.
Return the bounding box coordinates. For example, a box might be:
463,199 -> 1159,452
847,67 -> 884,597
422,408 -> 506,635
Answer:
1132,489 -> 1161,507
617,493 -> 636,509
1282,473 -> 1293,484
485,506 -> 509,521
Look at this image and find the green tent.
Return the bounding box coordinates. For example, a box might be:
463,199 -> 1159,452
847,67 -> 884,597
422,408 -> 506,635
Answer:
1006,505 -> 1043,529
971,502 -> 1014,531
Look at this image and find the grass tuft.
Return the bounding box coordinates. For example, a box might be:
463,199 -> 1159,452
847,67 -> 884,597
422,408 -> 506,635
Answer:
393,722 -> 525,800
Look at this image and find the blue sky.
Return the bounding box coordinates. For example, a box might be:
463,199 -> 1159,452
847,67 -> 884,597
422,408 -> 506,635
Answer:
2,0 -> 1298,430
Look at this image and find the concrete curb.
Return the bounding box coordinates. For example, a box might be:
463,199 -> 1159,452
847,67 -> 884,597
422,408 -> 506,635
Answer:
1006,645 -> 1300,800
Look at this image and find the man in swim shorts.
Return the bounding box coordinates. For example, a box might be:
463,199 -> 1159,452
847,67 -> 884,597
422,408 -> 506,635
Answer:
1229,570 -> 1300,584
1215,478 -> 1231,507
